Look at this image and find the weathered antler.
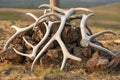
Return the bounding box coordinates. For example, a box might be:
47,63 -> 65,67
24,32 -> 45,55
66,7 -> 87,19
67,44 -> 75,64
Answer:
79,13 -> 117,57
38,4 -> 93,14
31,8 -> 82,71
13,20 -> 60,59
68,14 -> 93,35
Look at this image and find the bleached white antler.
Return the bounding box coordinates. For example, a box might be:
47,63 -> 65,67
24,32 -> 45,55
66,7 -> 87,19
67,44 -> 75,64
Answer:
3,24 -> 35,51
26,13 -> 38,21
3,12 -> 56,51
31,8 -> 82,71
38,4 -> 93,14
68,14 -> 93,35
13,20 -> 60,60
79,13 -> 117,57
3,12 -> 39,51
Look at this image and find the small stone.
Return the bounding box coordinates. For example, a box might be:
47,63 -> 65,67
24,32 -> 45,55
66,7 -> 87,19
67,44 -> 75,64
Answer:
2,70 -> 11,75
113,39 -> 120,44
43,76 -> 51,80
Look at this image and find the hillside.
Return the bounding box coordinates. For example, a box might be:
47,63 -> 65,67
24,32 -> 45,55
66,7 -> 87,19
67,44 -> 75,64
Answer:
0,2 -> 120,80
0,2 -> 120,31
0,0 -> 120,8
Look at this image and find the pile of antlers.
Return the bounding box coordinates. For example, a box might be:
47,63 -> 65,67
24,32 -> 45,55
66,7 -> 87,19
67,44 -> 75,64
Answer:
3,4 -> 118,71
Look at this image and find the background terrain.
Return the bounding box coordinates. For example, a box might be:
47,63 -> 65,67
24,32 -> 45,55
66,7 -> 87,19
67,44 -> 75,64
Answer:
0,2 -> 120,80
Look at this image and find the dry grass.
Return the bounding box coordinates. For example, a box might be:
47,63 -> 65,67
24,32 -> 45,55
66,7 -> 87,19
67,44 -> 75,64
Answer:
0,2 -> 120,80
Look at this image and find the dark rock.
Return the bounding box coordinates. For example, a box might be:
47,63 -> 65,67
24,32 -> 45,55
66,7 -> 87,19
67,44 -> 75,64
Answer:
0,49 -> 25,64
109,52 -> 120,70
62,25 -> 79,44
46,49 -> 62,58
73,47 -> 92,62
86,52 -> 109,72
43,76 -> 51,80
2,70 -> 11,75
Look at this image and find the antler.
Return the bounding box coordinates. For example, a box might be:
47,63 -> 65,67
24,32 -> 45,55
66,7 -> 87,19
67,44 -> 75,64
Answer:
38,4 -> 93,15
31,8 -> 82,71
79,13 -> 117,57
68,14 -> 93,35
3,24 -> 35,51
13,20 -> 60,59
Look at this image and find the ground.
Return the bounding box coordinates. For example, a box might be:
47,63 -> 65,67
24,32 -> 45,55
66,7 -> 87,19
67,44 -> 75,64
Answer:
0,2 -> 120,80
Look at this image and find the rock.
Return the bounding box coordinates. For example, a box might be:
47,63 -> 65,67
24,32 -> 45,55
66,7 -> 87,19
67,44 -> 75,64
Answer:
2,70 -> 11,75
113,39 -> 120,45
12,38 -> 22,45
0,49 -> 25,64
73,47 -> 92,62
46,49 -> 62,58
86,52 -> 109,72
40,49 -> 62,67
43,76 -> 51,80
61,25 -> 79,44
40,55 -> 53,67
14,44 -> 24,52
109,52 -> 120,70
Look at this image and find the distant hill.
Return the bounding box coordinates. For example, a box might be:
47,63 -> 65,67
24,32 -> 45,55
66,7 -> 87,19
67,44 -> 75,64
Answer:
0,0 -> 120,8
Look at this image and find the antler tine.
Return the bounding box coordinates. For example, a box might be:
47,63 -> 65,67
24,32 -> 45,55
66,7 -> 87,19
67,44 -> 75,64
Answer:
34,12 -> 62,28
38,4 -> 67,14
3,12 -> 57,51
56,37 -> 82,70
68,14 -> 83,21
3,23 -> 35,51
14,20 -> 61,59
31,37 -> 55,71
23,37 -> 34,48
73,7 -> 94,13
26,13 -> 38,21
31,9 -> 82,71
80,13 -> 94,39
89,30 -> 117,40
44,9 -> 50,14
89,42 -> 116,57
13,48 -> 34,59
68,14 -> 93,35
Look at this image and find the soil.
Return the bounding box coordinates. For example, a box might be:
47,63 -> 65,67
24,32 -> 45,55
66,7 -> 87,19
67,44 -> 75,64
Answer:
0,20 -> 120,80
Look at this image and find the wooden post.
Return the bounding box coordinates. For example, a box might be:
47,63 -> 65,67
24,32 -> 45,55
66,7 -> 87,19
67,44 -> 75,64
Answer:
50,0 -> 60,12
50,0 -> 60,19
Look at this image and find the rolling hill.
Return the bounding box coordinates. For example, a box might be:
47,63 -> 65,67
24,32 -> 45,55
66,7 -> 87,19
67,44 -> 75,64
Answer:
0,0 -> 120,8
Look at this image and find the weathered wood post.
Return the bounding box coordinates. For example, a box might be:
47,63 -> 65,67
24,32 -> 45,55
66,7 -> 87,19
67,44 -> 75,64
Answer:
50,0 -> 60,19
50,0 -> 60,12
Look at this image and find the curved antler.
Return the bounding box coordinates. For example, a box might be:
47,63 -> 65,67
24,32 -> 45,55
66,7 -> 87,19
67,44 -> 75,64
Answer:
38,4 -> 93,15
26,13 -> 38,21
31,8 -> 82,71
13,21 -> 60,59
3,24 -> 35,51
80,13 -> 117,57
